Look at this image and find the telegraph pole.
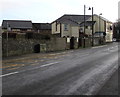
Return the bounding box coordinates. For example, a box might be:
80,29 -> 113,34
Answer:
6,22 -> 9,57
83,5 -> 86,48
6,22 -> 11,57
91,7 -> 94,46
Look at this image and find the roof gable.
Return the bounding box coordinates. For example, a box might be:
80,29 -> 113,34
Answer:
80,21 -> 96,26
94,14 -> 113,23
62,14 -> 91,23
52,14 -> 91,25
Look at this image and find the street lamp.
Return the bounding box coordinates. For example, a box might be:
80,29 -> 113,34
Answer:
83,5 -> 86,48
88,6 -> 94,46
83,5 -> 94,47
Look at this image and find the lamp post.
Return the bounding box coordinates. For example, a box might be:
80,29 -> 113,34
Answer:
83,5 -> 86,48
91,7 -> 94,46
84,5 -> 94,47
99,13 -> 102,44
88,7 -> 94,46
6,22 -> 11,57
6,22 -> 9,57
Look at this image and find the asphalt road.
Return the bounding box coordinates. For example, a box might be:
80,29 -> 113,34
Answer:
2,42 -> 119,95
97,70 -> 118,95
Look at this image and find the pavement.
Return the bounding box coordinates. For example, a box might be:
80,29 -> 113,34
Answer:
1,42 -> 119,95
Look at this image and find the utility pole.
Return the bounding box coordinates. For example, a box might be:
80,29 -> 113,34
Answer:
6,22 -> 9,57
83,5 -> 86,48
83,5 -> 94,47
91,7 -> 94,46
6,22 -> 11,57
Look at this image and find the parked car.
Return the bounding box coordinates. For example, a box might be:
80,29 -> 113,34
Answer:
112,38 -> 116,42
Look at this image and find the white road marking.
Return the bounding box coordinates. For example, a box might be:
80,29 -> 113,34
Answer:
40,62 -> 59,68
1,62 -> 60,77
92,45 -> 107,49
75,53 -> 89,57
49,54 -> 56,55
0,72 -> 19,77
21,61 -> 60,72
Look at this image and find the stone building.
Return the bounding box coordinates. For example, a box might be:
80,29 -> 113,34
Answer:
32,23 -> 51,35
2,20 -> 33,33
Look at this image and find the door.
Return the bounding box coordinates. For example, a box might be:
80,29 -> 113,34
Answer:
34,44 -> 40,53
70,37 -> 74,49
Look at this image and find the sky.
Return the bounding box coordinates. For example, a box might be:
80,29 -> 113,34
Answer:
0,0 -> 120,25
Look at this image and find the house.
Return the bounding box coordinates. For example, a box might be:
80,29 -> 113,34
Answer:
51,14 -> 93,38
2,20 -> 33,33
91,15 -> 113,42
32,23 -> 51,35
51,14 -> 113,42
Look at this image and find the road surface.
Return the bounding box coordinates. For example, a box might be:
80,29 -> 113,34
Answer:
2,42 -> 119,95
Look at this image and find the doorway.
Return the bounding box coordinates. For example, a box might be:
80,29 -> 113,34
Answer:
70,37 -> 74,49
34,44 -> 40,53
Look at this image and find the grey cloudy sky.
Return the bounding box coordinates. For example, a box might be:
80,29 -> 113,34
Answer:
0,0 -> 119,25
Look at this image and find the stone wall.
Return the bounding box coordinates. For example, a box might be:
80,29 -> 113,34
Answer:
73,38 -> 79,49
2,38 -> 67,57
2,36 -> 104,57
79,37 -> 105,48
80,38 -> 92,48
46,37 -> 67,52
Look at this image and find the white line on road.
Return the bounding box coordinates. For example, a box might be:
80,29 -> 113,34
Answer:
40,62 -> 59,68
0,72 -> 19,77
79,54 -> 89,57
1,62 -> 60,77
92,45 -> 107,49
23,61 -> 60,71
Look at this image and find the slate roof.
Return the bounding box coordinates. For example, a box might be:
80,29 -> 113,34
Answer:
53,14 -> 91,26
2,20 -> 33,29
55,18 -> 79,26
32,23 -> 51,30
80,21 -> 96,26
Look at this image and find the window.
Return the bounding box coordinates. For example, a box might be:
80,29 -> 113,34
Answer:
85,26 -> 88,29
64,24 -> 68,31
